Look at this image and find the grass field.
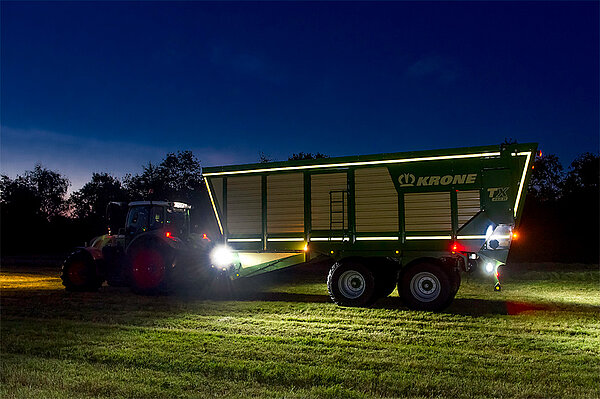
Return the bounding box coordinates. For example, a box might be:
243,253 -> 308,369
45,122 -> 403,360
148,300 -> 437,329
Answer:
1,261 -> 599,398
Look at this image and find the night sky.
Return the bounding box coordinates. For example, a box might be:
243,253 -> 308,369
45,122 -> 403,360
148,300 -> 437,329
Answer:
1,1 -> 598,190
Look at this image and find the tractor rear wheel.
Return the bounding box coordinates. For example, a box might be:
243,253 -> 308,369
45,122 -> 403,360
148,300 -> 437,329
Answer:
61,251 -> 103,292
327,259 -> 377,307
129,246 -> 173,294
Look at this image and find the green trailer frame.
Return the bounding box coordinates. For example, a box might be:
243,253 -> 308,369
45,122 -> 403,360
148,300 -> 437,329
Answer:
203,143 -> 537,294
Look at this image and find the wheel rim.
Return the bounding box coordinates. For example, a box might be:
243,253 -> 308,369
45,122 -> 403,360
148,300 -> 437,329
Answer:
338,270 -> 366,299
67,260 -> 87,286
131,249 -> 166,290
410,272 -> 441,302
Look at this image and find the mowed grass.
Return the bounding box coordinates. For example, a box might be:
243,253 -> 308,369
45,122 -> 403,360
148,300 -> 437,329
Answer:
1,262 -> 599,398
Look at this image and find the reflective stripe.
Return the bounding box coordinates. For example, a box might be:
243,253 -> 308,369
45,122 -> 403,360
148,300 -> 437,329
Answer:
310,237 -> 349,241
406,236 -> 452,240
513,151 -> 532,217
203,152 -> 501,176
267,237 -> 305,242
227,238 -> 261,242
356,236 -> 399,241
206,182 -> 223,235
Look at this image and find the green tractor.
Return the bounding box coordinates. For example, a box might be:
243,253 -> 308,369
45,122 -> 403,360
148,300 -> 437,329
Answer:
61,201 -> 218,294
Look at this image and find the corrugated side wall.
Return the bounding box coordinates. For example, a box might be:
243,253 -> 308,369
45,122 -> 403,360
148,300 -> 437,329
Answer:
311,173 -> 347,231
404,192 -> 452,231
227,176 -> 262,235
210,177 -> 224,215
355,167 -> 398,232
267,173 -> 304,234
457,190 -> 481,228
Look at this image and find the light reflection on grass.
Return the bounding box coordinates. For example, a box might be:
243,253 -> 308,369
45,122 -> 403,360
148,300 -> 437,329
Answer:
0,273 -> 63,290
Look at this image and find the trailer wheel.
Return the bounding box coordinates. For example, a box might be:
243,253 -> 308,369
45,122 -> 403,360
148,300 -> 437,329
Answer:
129,246 -> 173,294
327,260 -> 377,307
61,250 -> 103,292
399,261 -> 453,311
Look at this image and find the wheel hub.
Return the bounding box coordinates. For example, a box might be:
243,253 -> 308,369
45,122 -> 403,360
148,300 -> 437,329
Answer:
338,270 -> 366,299
410,272 -> 441,302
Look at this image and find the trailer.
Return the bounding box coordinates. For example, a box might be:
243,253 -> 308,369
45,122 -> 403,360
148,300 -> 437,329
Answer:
202,143 -> 538,310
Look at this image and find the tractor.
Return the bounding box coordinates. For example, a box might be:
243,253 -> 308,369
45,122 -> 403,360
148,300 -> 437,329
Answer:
61,200 -> 219,294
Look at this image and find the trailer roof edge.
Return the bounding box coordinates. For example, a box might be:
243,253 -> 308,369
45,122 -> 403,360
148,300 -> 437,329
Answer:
203,143 -> 538,177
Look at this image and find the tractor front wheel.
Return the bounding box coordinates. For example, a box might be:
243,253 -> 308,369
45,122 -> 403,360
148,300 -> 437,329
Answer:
129,246 -> 173,294
61,251 -> 103,292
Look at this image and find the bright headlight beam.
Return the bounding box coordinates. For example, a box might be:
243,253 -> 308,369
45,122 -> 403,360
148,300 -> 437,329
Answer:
210,245 -> 234,267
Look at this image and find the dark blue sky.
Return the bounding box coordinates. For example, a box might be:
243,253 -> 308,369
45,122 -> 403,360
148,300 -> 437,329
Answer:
2,1 -> 598,190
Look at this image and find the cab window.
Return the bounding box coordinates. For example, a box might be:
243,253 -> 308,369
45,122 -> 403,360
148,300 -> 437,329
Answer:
127,206 -> 149,234
149,206 -> 165,230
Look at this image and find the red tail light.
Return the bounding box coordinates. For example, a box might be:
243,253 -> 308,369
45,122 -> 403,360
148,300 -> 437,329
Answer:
202,233 -> 211,241
451,243 -> 458,253
165,232 -> 171,238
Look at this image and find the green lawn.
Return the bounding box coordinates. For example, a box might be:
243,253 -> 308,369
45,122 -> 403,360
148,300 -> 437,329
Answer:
1,262 -> 599,398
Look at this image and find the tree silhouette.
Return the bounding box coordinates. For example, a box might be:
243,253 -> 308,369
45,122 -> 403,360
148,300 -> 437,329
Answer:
288,152 -> 329,161
70,173 -> 127,220
528,154 -> 564,202
123,151 -> 203,204
563,152 -> 599,196
258,151 -> 272,163
1,164 -> 70,221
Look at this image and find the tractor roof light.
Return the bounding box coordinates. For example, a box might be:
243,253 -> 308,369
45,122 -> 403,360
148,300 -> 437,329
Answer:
172,201 -> 192,209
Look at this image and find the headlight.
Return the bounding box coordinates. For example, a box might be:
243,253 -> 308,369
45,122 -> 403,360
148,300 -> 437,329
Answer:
210,245 -> 234,268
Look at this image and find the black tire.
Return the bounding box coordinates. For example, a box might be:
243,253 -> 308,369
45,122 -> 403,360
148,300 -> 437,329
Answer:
375,265 -> 399,298
399,261 -> 453,311
449,269 -> 461,296
60,250 -> 103,292
128,244 -> 174,295
327,260 -> 377,307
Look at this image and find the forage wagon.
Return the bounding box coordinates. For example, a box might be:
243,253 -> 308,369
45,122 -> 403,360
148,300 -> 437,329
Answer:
202,142 -> 538,310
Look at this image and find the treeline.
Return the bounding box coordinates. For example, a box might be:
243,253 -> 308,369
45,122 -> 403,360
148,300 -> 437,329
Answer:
1,150 -> 598,263
0,151 -> 211,255
510,152 -> 598,263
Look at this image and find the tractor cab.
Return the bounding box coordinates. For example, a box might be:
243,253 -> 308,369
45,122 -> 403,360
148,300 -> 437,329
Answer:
124,201 -> 191,240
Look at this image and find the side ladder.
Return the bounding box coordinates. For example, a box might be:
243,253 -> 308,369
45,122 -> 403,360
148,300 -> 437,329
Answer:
329,190 -> 348,240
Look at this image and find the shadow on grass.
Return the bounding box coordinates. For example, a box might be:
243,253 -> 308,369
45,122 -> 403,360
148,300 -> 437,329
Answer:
376,296 -> 599,316
3,265 -> 597,320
